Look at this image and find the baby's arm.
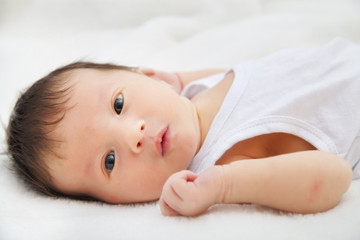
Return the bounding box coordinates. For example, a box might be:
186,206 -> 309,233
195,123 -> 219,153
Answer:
139,68 -> 226,93
160,151 -> 352,216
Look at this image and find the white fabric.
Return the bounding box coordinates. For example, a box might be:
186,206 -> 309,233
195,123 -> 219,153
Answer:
183,38 -> 360,180
1,1 -> 360,239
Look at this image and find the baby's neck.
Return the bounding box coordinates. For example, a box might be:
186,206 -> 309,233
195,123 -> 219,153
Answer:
191,71 -> 234,148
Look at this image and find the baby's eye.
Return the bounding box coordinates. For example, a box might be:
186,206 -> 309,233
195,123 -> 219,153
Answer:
105,151 -> 115,172
114,93 -> 124,114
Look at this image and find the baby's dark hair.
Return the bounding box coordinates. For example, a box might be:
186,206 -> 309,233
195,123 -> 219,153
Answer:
6,61 -> 135,199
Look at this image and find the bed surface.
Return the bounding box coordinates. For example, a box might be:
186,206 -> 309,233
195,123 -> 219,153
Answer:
1,0 -> 360,239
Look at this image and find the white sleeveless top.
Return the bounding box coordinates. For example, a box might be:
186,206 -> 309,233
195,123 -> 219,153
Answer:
181,38 -> 360,179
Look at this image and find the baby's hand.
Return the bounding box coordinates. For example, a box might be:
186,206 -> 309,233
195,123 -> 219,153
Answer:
159,166 -> 225,217
138,68 -> 183,94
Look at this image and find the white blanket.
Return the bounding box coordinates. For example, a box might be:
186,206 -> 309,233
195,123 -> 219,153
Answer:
1,0 -> 360,239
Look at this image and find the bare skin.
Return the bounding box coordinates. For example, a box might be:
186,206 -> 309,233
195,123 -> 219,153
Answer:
48,67 -> 226,203
158,69 -> 352,216
48,67 -> 352,216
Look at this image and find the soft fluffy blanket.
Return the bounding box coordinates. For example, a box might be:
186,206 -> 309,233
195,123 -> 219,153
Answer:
1,0 -> 360,239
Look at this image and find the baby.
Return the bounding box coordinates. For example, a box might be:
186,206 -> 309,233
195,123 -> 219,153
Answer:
7,38 -> 360,217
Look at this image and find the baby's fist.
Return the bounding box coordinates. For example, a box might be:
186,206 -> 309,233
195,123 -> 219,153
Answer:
160,167 -> 224,217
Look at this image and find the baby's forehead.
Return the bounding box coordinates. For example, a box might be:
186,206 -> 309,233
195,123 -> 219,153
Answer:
56,67 -> 132,126
44,68 -> 133,169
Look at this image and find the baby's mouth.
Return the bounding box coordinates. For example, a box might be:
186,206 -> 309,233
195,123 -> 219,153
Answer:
161,126 -> 170,156
154,126 -> 171,156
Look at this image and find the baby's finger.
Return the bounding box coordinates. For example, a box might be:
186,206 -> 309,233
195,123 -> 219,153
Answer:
171,171 -> 198,193
160,181 -> 186,213
171,177 -> 196,201
159,199 -> 180,216
172,170 -> 198,182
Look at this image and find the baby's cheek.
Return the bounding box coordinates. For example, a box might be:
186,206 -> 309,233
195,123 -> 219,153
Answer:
105,194 -> 121,204
110,195 -> 118,202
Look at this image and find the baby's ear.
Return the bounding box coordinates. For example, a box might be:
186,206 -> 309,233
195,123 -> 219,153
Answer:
136,68 -> 182,94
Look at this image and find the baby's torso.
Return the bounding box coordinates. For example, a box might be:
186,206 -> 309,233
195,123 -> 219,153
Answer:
191,70 -> 317,166
215,133 -> 317,165
182,38 -> 360,179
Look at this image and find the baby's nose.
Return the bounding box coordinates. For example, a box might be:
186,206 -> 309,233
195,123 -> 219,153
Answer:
130,120 -> 145,154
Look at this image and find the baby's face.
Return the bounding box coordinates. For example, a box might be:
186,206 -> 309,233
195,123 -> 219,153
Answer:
48,68 -> 200,203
